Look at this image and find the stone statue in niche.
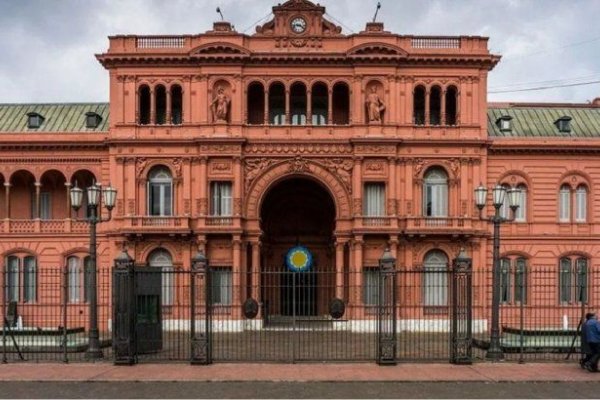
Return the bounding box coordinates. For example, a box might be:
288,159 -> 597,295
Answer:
211,85 -> 230,123
366,86 -> 385,123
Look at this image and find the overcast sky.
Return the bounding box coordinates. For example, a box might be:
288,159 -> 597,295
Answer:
1,0 -> 599,104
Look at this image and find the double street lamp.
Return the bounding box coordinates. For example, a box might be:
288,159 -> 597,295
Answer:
474,184 -> 521,361
70,182 -> 117,360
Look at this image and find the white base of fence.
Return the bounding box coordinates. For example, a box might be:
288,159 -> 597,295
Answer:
130,319 -> 489,333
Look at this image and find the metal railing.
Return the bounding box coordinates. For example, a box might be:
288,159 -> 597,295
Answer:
1,265 -> 596,364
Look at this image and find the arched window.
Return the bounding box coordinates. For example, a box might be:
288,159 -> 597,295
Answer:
445,86 -> 458,125
423,250 -> 448,306
559,256 -> 589,304
311,83 -> 328,125
155,85 -> 167,125
5,255 -> 36,303
332,82 -> 350,125
147,167 -> 173,216
500,256 -> 528,304
269,83 -> 285,125
290,82 -> 307,125
247,82 -> 265,125
423,168 -> 448,217
429,86 -> 442,126
171,85 -> 183,125
559,184 -> 571,222
575,185 -> 588,222
413,86 -> 426,125
515,184 -> 527,222
139,85 -> 151,125
148,249 -> 174,306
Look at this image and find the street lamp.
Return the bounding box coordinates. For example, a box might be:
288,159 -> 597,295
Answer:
475,183 -> 521,361
70,181 -> 117,360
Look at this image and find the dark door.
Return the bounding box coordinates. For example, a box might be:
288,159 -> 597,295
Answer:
135,268 -> 162,354
281,270 -> 317,317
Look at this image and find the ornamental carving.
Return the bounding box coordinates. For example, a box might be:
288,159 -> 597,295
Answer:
233,198 -> 242,215
365,161 -> 384,173
136,158 -> 147,179
245,143 -> 352,155
354,145 -> 395,154
365,84 -> 386,124
387,199 -> 397,215
245,158 -> 277,192
413,158 -> 425,178
353,198 -> 362,216
288,156 -> 309,173
199,144 -> 238,153
172,158 -> 183,179
211,161 -> 232,173
210,84 -> 231,124
318,158 -> 353,193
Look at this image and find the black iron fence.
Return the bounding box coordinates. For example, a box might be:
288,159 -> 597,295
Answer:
1,263 -> 597,364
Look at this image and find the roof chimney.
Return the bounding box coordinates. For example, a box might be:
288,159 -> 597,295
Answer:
212,21 -> 234,33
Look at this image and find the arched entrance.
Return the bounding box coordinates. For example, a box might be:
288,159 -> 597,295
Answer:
260,177 -> 336,319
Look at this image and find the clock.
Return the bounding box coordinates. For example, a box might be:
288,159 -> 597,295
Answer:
290,17 -> 307,34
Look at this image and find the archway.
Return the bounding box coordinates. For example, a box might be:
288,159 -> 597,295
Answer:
260,177 -> 336,318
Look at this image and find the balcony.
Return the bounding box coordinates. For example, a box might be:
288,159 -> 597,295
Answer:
0,219 -> 89,235
120,216 -> 192,236
361,217 -> 393,227
402,217 -> 483,237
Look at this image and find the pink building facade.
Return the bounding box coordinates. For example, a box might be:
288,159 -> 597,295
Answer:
1,0 -> 600,337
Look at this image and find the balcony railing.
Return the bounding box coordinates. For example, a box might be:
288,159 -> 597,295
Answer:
0,219 -> 91,234
136,36 -> 186,49
361,217 -> 393,227
205,217 -> 234,226
121,216 -> 191,234
403,217 -> 480,232
411,37 -> 461,49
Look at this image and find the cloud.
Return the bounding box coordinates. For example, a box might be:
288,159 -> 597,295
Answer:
0,0 -> 598,103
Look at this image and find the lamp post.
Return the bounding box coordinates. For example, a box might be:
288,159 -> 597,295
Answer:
474,184 -> 521,361
70,182 -> 117,360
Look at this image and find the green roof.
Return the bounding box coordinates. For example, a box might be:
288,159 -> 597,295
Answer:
0,103 -> 109,133
488,106 -> 600,138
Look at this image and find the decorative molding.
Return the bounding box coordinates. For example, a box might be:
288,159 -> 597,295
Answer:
245,143 -> 352,155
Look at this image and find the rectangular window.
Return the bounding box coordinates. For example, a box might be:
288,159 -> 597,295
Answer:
6,256 -> 19,302
514,258 -> 527,304
149,183 -> 173,216
363,268 -> 379,306
68,257 -> 82,303
559,188 -> 570,222
576,189 -> 587,222
211,182 -> 233,217
559,258 -> 572,303
363,183 -> 385,217
575,258 -> 588,304
23,257 -> 36,303
40,192 -> 51,220
211,268 -> 232,305
515,189 -> 526,222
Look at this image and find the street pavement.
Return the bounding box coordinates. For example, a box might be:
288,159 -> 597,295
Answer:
0,362 -> 597,398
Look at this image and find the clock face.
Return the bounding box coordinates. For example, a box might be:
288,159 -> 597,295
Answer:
290,17 -> 307,34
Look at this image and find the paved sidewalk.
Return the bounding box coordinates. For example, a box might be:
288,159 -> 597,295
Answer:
0,362 -> 597,382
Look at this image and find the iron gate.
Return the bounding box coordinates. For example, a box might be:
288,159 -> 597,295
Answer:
111,255 -> 473,364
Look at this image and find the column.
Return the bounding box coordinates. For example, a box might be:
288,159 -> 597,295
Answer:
34,182 -> 41,219
251,240 -> 261,300
65,182 -> 72,217
264,89 -> 269,125
424,89 -> 430,125
306,90 -> 312,125
388,157 -> 396,217
441,89 -> 447,126
285,88 -> 290,125
352,157 -> 363,217
233,157 -> 242,217
353,236 -> 364,306
150,89 -> 156,124
327,88 -> 333,125
199,157 -> 208,216
335,240 -> 346,299
4,183 -> 11,219
232,235 -> 242,306
166,89 -> 172,124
